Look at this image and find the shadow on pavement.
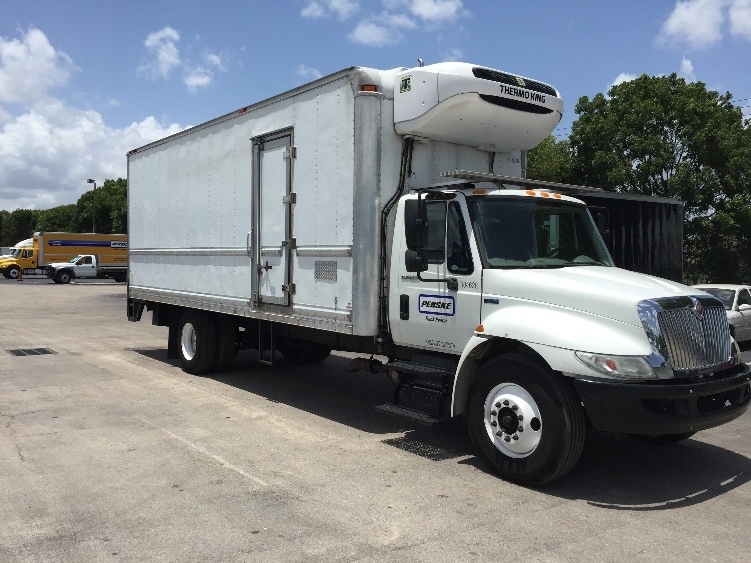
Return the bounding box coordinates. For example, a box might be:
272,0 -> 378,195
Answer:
133,346 -> 751,509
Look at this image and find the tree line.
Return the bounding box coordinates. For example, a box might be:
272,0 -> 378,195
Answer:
0,178 -> 127,247
1,74 -> 750,284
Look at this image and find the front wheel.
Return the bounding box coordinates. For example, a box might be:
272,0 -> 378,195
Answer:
178,310 -> 217,374
56,270 -> 73,284
467,355 -> 586,486
7,266 -> 20,279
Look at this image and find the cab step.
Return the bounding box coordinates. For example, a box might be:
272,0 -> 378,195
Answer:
383,360 -> 454,379
375,403 -> 441,426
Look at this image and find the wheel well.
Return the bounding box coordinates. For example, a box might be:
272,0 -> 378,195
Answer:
452,337 -> 562,417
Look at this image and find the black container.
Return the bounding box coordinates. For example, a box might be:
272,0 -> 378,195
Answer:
575,191 -> 684,283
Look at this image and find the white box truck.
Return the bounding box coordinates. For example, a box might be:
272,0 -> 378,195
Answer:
127,62 -> 750,485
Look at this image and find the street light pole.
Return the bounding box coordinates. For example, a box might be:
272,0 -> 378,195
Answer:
87,179 -> 97,233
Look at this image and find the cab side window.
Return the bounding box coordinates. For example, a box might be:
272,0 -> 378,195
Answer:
423,200 -> 473,274
447,202 -> 473,275
82,256 -> 93,265
738,289 -> 751,307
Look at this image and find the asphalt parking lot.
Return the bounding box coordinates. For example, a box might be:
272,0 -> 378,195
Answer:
2,278 -> 751,562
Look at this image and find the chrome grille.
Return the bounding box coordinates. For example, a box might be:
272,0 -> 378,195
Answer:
657,305 -> 731,371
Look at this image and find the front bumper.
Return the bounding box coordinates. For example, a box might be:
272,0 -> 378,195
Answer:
573,363 -> 751,435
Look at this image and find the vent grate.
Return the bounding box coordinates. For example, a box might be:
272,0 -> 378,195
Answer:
472,67 -> 557,97
7,348 -> 56,356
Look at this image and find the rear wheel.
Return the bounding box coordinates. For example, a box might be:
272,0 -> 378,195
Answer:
467,354 -> 586,486
178,310 -> 217,374
7,266 -> 20,279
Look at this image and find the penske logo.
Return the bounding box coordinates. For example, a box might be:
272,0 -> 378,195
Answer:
418,294 -> 455,317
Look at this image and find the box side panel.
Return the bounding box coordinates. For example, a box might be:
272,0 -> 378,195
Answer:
129,74 -> 359,333
291,79 -> 356,326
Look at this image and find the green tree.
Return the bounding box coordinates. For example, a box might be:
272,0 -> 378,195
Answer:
526,135 -> 572,183
569,74 -> 751,284
76,178 -> 127,234
34,204 -> 78,233
1,209 -> 35,246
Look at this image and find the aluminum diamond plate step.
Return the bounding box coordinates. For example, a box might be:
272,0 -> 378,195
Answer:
375,403 -> 441,426
383,360 -> 454,378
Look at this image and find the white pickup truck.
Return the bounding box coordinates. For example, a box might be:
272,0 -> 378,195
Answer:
45,254 -> 127,283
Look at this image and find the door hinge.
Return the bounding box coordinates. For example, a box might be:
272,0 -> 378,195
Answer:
283,146 -> 297,159
282,282 -> 296,294
283,192 -> 297,204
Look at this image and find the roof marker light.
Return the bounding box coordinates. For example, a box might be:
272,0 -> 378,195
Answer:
525,190 -> 536,196
540,192 -> 550,198
553,193 -> 562,199
473,189 -> 486,195
360,84 -> 378,92
476,325 -> 485,333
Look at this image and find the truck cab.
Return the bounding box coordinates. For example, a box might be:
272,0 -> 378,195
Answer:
386,180 -> 749,484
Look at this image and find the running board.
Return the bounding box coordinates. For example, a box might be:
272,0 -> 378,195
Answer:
375,403 -> 441,426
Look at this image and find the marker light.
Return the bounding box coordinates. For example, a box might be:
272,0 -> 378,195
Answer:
475,325 -> 485,333
360,84 -> 378,92
473,189 -> 486,195
525,190 -> 536,196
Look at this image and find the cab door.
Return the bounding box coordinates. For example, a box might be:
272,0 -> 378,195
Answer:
252,129 -> 294,308
392,194 -> 482,353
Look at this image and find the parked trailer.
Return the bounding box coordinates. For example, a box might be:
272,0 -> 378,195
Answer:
127,62 -> 750,485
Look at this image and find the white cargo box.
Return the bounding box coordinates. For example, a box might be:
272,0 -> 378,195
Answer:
127,63 -> 560,336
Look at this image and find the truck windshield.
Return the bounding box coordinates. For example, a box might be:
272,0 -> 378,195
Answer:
68,255 -> 83,263
467,196 -> 614,269
10,248 -> 21,258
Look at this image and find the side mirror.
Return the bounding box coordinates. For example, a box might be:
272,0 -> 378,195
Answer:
405,249 -> 427,272
404,199 -> 427,252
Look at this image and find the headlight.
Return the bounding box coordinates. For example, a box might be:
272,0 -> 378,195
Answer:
575,352 -> 657,380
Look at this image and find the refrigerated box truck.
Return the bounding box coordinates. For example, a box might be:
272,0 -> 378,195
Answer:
127,62 -> 750,485
0,232 -> 127,281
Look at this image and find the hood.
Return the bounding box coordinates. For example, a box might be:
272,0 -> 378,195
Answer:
483,266 -> 696,327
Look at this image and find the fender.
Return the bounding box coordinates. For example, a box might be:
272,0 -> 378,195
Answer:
451,301 -> 651,416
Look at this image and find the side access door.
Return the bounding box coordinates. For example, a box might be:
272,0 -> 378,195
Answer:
252,129 -> 295,308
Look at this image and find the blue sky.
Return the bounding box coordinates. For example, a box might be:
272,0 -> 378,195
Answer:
1,0 -> 749,211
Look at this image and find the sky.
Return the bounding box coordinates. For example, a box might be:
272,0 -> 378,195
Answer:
0,0 -> 750,212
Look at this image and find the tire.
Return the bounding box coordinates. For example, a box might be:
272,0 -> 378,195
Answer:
178,310 -> 217,374
638,432 -> 696,445
467,354 -> 586,486
279,339 -> 331,364
56,270 -> 73,284
212,315 -> 237,372
7,266 -> 20,279
2,270 -> 10,279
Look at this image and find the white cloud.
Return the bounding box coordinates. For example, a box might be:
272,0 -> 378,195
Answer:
348,20 -> 397,46
610,73 -> 638,89
137,29 -> 228,92
730,0 -> 751,39
138,26 -> 181,79
441,48 -> 463,62
0,100 -> 183,210
301,0 -> 359,20
347,0 -> 466,47
0,27 -> 77,105
407,0 -> 465,22
658,0 -> 747,50
680,56 -> 696,81
297,64 -> 323,80
658,0 -> 729,49
0,28 -> 185,211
